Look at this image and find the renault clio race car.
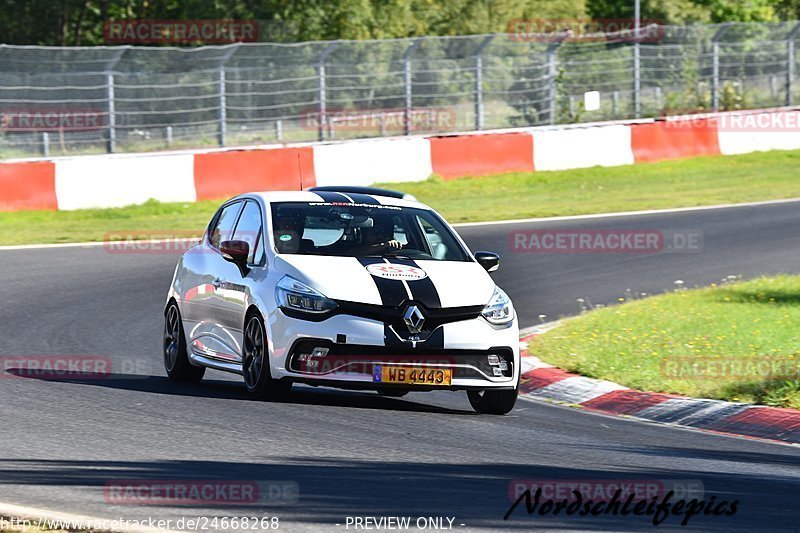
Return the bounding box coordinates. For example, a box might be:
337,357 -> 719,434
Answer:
163,186 -> 520,414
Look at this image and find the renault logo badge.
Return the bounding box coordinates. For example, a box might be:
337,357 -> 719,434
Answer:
403,305 -> 425,334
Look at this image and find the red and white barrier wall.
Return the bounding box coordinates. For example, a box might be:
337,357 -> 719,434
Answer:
2,108 -> 800,211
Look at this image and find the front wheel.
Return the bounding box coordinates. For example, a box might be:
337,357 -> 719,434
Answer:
467,388 -> 518,415
243,313 -> 292,399
163,302 -> 205,382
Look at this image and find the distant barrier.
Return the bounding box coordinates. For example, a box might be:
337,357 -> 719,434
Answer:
2,107 -> 799,212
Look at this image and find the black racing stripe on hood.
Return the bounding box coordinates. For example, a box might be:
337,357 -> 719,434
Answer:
314,191 -> 352,203
345,193 -> 380,205
357,257 -> 408,307
387,258 -> 441,309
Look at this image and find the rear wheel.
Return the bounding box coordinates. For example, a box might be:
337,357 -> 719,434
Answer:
243,313 -> 292,399
163,302 -> 205,382
467,388 -> 518,415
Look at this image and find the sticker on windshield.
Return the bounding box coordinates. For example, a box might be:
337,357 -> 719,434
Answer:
308,202 -> 401,210
366,263 -> 427,281
279,234 -> 293,241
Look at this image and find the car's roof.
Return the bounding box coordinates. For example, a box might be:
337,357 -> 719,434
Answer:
238,190 -> 431,210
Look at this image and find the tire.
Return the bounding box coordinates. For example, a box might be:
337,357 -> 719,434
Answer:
243,312 -> 292,399
467,388 -> 518,415
377,388 -> 408,398
163,302 -> 205,382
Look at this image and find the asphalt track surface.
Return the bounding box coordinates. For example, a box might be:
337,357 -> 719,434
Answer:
1,200 -> 800,532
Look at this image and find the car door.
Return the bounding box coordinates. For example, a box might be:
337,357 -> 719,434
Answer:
184,200 -> 244,362
212,199 -> 267,358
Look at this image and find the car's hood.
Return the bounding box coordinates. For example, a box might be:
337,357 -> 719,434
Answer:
274,255 -> 496,308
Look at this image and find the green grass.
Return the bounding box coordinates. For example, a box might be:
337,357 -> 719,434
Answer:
387,149 -> 800,223
530,275 -> 800,409
0,199 -> 220,245
2,148 -> 800,245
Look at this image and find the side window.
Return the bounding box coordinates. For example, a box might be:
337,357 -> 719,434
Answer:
232,200 -> 265,265
209,201 -> 242,249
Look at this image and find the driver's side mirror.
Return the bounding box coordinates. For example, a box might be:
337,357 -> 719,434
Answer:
220,240 -> 250,268
475,251 -> 500,272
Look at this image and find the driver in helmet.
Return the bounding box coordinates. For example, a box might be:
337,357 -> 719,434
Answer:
357,214 -> 403,255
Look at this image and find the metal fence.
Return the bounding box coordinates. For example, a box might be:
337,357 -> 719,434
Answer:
2,21 -> 800,158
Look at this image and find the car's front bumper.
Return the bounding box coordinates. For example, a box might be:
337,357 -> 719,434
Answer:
267,309 -> 520,391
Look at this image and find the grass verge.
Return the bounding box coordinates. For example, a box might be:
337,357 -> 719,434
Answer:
0,199 -> 220,245
2,149 -> 800,245
530,275 -> 800,409
392,149 -> 800,223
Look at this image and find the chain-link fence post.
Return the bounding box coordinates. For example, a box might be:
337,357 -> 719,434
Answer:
217,46 -> 239,147
633,1 -> 641,118
547,42 -> 561,125
633,42 -> 641,118
217,68 -> 227,146
787,24 -> 800,106
403,39 -> 423,136
712,24 -> 733,112
106,72 -> 116,152
474,36 -> 494,131
317,42 -> 339,142
104,48 -> 126,154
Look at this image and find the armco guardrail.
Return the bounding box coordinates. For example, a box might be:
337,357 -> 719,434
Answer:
2,107 -> 800,212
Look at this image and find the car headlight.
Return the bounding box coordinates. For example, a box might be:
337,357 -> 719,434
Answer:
482,286 -> 514,325
276,275 -> 337,314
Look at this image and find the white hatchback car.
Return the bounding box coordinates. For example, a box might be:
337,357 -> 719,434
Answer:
164,186 -> 520,414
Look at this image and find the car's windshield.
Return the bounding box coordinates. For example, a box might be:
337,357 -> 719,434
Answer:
270,201 -> 470,261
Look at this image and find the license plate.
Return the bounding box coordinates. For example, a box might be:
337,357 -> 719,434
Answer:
373,365 -> 452,386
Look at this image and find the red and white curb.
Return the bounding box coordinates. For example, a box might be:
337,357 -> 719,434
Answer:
519,324 -> 800,446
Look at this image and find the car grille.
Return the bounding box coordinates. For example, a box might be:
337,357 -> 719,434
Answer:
334,300 -> 484,332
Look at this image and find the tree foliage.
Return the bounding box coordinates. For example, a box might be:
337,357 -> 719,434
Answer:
0,0 -> 794,46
